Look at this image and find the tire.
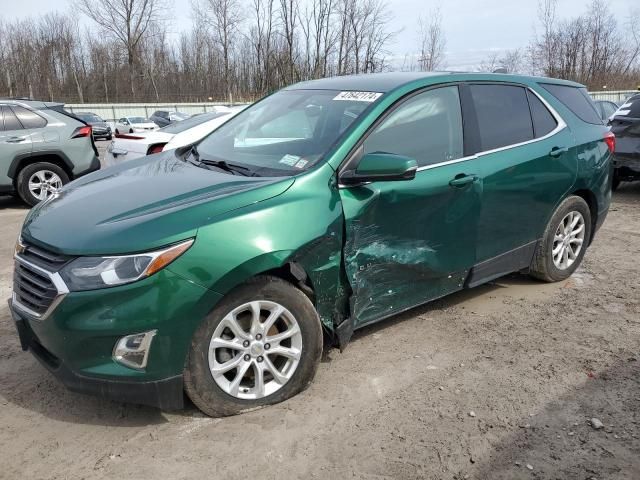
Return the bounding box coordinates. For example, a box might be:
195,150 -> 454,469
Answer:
106,134 -> 112,141
129,128 -> 133,134
529,195 -> 591,282
16,162 -> 69,207
185,276 -> 323,417
115,129 -> 120,135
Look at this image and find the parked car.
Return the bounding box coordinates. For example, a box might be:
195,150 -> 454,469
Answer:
75,112 -> 112,140
609,93 -> 640,189
149,110 -> 191,128
10,72 -> 612,417
103,107 -> 244,167
593,100 -> 619,122
0,99 -> 99,205
114,116 -> 158,135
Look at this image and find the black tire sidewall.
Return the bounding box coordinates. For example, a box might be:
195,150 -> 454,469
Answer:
16,162 -> 69,207
185,277 -> 323,417
542,197 -> 592,281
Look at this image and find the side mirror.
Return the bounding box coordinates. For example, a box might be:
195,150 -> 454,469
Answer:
341,152 -> 418,185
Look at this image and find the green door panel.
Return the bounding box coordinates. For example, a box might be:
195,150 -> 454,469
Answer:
340,164 -> 481,327
475,127 -> 577,262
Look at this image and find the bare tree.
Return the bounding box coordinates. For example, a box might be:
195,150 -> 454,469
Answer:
194,0 -> 243,102
479,49 -> 522,73
74,0 -> 169,100
417,7 -> 446,71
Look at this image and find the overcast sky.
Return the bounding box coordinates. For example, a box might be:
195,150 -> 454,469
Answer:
3,0 -> 636,69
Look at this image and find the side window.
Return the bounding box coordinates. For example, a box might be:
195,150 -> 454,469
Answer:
469,84 -> 534,151
602,102 -> 618,119
541,84 -> 602,125
11,106 -> 47,129
362,86 -> 464,167
3,106 -> 24,131
526,90 -> 558,138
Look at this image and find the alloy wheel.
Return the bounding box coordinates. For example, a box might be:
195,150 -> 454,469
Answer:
552,211 -> 585,270
28,170 -> 63,201
208,300 -> 303,400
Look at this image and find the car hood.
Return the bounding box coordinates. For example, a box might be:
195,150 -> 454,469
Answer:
23,152 -> 295,255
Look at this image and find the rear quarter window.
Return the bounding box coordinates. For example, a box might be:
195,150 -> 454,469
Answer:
541,84 -> 602,125
2,106 -> 24,131
12,106 -> 47,129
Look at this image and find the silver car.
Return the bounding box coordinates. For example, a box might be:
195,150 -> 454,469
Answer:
0,99 -> 100,206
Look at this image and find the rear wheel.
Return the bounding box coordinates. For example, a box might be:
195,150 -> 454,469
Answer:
529,196 -> 591,282
184,276 -> 323,417
16,162 -> 69,207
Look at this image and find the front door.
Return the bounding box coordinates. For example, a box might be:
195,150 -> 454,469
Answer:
339,85 -> 482,327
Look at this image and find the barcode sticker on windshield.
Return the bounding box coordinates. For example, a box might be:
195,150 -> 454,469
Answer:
333,91 -> 383,102
279,154 -> 300,166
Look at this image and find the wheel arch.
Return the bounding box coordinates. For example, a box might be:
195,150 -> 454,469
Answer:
570,188 -> 598,245
9,151 -> 74,184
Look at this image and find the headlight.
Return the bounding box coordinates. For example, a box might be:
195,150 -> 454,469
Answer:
59,239 -> 193,291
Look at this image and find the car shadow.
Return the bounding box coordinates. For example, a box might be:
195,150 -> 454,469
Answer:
0,195 -> 27,210
473,357 -> 640,479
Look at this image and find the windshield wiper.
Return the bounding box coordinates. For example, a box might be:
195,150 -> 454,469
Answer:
199,158 -> 253,176
184,145 -> 257,176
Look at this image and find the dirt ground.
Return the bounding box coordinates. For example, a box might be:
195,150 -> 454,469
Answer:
0,145 -> 638,479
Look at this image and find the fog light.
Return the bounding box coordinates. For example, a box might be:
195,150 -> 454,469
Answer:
113,330 -> 157,370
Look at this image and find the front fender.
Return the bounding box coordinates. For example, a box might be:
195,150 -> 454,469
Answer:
167,165 -> 349,330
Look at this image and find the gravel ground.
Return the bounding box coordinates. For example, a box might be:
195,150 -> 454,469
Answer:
0,152 -> 638,479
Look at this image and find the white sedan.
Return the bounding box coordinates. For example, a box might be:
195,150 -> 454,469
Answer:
114,116 -> 159,135
104,107 -> 244,167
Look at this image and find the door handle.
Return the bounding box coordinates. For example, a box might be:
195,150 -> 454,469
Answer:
6,136 -> 27,143
549,146 -> 569,158
449,174 -> 478,188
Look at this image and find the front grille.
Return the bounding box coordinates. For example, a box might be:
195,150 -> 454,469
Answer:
19,242 -> 72,271
13,261 -> 58,315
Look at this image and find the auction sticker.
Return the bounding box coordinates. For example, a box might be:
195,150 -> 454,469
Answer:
333,91 -> 383,102
279,154 -> 300,166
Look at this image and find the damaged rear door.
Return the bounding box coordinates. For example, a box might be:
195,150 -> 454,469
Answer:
339,85 -> 481,327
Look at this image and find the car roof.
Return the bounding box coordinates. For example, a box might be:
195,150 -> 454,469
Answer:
285,71 -> 585,93
0,98 -> 65,109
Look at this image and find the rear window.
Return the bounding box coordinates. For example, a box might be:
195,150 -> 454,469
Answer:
613,94 -> 640,118
527,90 -> 558,138
541,84 -> 602,125
469,84 -> 534,151
12,106 -> 47,129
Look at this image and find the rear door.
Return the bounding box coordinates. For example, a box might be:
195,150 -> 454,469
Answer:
339,85 -> 481,326
462,83 -> 576,279
0,106 -> 34,174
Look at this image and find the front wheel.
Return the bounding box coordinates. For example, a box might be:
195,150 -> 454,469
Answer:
612,170 -> 621,191
184,276 -> 323,417
16,162 -> 69,207
529,196 -> 591,282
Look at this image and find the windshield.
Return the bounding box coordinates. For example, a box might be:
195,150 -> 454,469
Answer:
129,117 -> 148,124
196,89 -> 380,176
78,113 -> 102,123
160,112 -> 228,134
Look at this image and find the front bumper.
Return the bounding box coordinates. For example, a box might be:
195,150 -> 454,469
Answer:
11,303 -> 184,409
9,267 -> 222,409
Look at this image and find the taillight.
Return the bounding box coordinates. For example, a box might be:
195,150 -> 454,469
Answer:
604,131 -> 615,153
147,143 -> 167,155
71,125 -> 92,139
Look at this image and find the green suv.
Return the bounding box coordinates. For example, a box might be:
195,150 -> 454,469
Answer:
0,99 -> 100,205
10,73 -> 613,416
